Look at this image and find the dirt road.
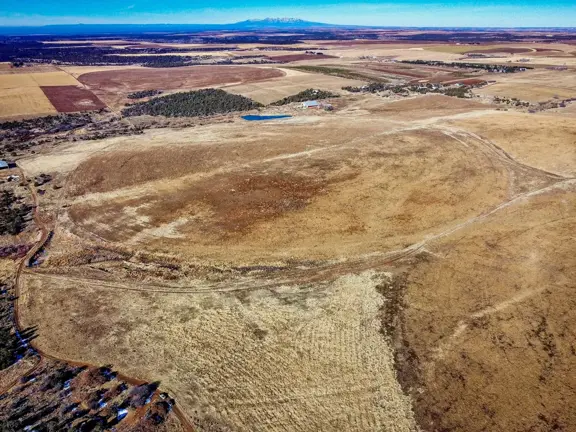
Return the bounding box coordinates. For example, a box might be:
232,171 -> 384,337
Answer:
10,165 -> 195,432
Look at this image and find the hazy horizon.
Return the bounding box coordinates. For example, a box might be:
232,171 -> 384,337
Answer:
1,0 -> 576,28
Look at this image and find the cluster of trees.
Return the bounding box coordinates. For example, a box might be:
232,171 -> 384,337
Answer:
270,88 -> 339,106
0,287 -> 22,370
0,191 -> 31,236
493,96 -> 531,107
1,113 -> 96,155
0,360 -> 171,432
127,89 -> 163,99
400,60 -> 532,73
122,89 -> 262,118
343,81 -> 476,98
343,82 -> 388,93
0,42 -> 205,67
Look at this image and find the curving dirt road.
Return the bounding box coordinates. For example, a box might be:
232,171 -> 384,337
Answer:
10,165 -> 195,432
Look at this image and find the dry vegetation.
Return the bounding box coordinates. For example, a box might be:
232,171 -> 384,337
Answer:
7,37 -> 576,432
0,86 -> 57,118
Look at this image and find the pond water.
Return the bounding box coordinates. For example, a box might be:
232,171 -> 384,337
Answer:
242,114 -> 292,121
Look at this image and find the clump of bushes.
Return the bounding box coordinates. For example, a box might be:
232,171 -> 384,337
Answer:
127,89 -> 163,99
270,88 -> 339,106
343,82 -> 388,93
0,191 -> 31,236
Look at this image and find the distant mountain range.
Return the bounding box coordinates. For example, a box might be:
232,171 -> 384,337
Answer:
0,19 -> 574,36
0,18 -> 356,36
232,18 -> 333,29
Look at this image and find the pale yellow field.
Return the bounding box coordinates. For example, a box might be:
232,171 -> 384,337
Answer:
112,51 -> 237,57
226,68 -> 365,104
30,71 -> 81,86
0,86 -> 57,117
0,71 -> 79,89
476,82 -> 576,102
58,65 -> 145,78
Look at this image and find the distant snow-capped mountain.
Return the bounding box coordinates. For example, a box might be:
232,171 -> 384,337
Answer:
232,18 -> 335,28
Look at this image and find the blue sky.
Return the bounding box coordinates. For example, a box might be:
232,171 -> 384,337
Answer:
1,0 -> 575,27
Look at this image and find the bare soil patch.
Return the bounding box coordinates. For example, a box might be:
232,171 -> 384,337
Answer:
41,85 -> 107,112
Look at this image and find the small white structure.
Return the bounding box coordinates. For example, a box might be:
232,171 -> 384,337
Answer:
302,100 -> 320,109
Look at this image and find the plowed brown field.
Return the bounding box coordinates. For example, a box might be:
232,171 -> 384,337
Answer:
41,85 -> 107,112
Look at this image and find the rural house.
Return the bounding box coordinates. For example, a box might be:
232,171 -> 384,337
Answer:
302,100 -> 320,109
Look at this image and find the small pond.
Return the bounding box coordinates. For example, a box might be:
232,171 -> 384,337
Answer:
242,115 -> 292,121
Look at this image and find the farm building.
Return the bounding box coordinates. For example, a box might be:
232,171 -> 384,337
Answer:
302,100 -> 320,109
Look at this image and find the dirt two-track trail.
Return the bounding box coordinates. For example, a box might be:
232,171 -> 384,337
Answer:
9,166 -> 195,432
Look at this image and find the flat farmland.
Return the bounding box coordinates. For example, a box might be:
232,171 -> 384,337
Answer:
226,68 -> 365,104
349,94 -> 493,120
267,53 -> 339,62
0,86 -> 57,118
449,112 -> 576,176
476,82 -> 576,102
77,65 -> 285,108
0,71 -> 79,89
41,85 -> 107,112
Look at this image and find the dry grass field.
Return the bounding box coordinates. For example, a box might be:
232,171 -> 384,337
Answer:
459,66 -> 576,103
397,181 -> 576,432
0,71 -> 80,88
10,38 -> 576,432
226,68 -> 365,104
449,112 -> 576,176
0,86 -> 57,118
0,70 -> 92,118
21,271 -> 418,431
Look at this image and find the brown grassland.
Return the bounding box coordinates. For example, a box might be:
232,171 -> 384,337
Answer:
9,38 -> 576,432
